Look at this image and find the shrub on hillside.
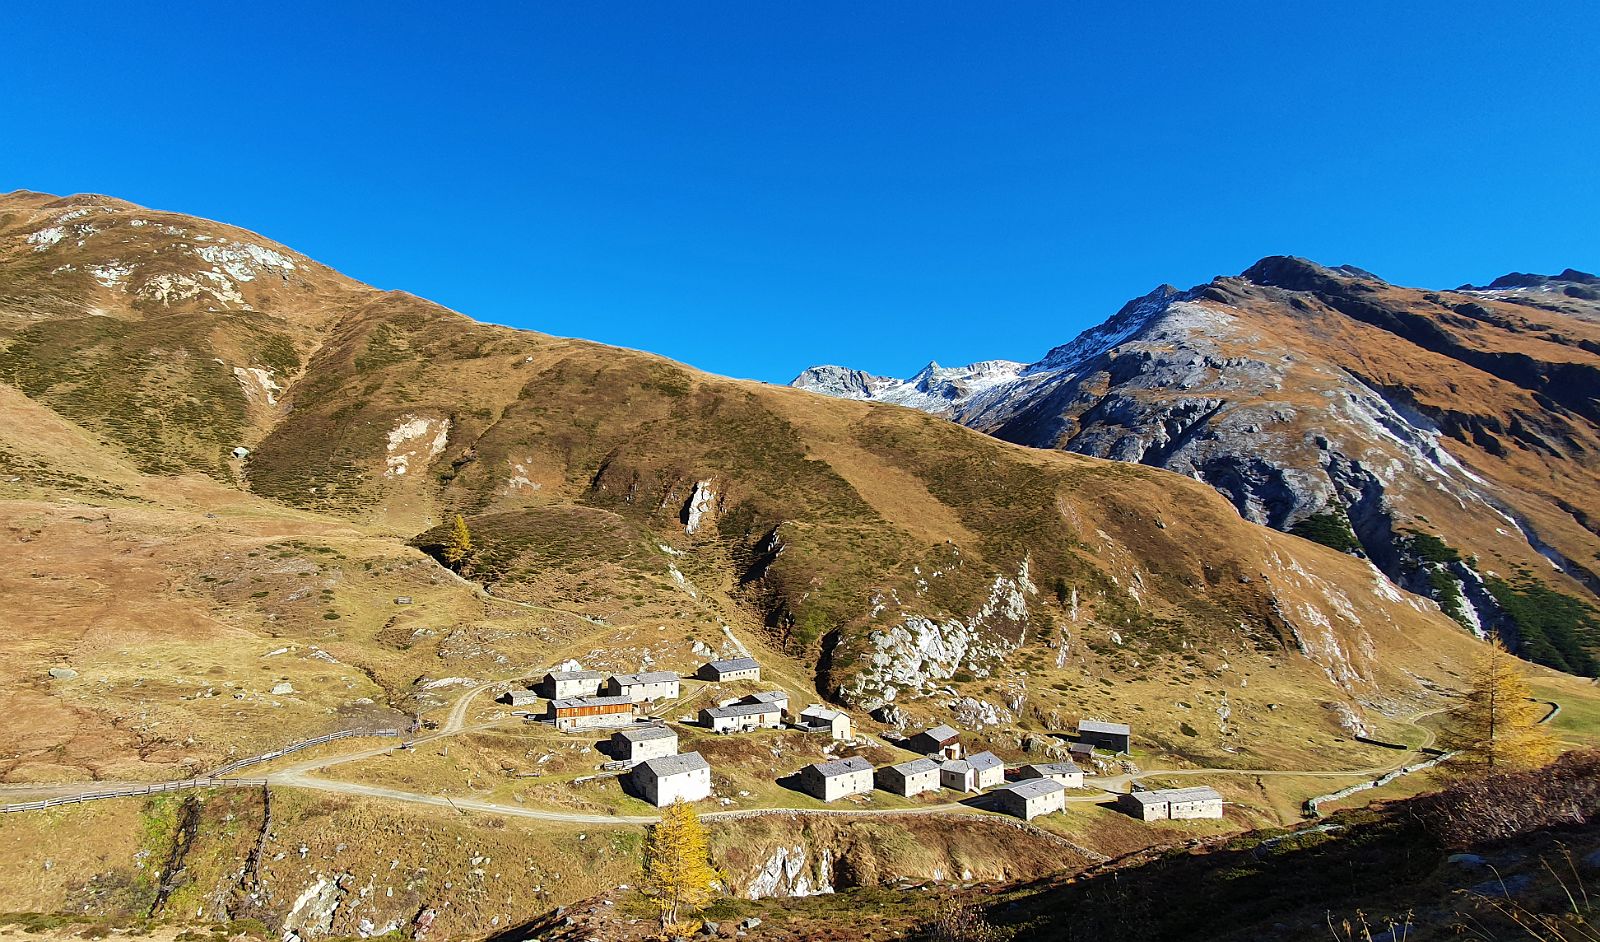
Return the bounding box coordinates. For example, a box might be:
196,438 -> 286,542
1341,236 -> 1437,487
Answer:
1485,574 -> 1600,677
1289,506 -> 1362,555
1413,749 -> 1600,847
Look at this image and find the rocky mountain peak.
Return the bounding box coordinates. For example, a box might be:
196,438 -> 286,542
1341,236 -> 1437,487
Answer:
1239,255 -> 1386,294
793,255 -> 1600,675
788,364 -> 898,400
1463,268 -> 1600,300
1486,268 -> 1600,289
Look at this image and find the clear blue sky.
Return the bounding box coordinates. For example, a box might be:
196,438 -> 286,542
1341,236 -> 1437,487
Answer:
3,3 -> 1596,382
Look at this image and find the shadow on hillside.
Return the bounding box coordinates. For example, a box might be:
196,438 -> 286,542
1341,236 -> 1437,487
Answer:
988,795 -> 1600,942
774,771 -> 810,796
957,791 -> 1004,814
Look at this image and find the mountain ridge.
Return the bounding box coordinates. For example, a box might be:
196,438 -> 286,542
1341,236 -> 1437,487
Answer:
794,256 -> 1600,675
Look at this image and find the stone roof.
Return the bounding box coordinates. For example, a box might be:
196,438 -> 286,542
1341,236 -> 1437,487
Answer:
967,751 -> 1004,772
637,751 -> 709,778
940,759 -> 970,774
1079,719 -> 1131,736
799,704 -> 843,721
614,724 -> 677,743
1020,761 -> 1081,777
914,724 -> 961,744
550,695 -> 632,710
705,656 -> 760,673
545,669 -> 603,682
1152,786 -> 1223,802
1124,790 -> 1168,806
810,756 -> 872,777
703,701 -> 781,719
611,671 -> 680,686
888,757 -> 941,776
740,691 -> 788,705
1001,778 -> 1066,800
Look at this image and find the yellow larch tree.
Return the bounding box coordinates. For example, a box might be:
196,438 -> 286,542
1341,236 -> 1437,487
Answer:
441,514 -> 474,572
1441,638 -> 1556,773
642,798 -> 718,928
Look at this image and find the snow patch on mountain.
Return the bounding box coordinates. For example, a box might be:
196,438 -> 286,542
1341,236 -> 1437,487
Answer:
506,459 -> 541,492
791,287 -> 1188,422
234,366 -> 283,406
385,416 -> 451,477
87,262 -> 134,289
139,272 -> 230,306
26,226 -> 65,250
193,241 -> 297,282
1026,285 -> 1185,375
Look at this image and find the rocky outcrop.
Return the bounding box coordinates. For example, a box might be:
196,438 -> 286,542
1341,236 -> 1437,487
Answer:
745,844 -> 834,899
843,561 -> 1037,708
682,479 -> 718,534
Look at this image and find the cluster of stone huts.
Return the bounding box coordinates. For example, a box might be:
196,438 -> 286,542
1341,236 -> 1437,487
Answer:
527,667 -> 686,731
517,658 -> 839,735
793,723 -> 1084,821
510,664 -> 1220,822
510,656 -> 862,808
788,715 -> 1213,824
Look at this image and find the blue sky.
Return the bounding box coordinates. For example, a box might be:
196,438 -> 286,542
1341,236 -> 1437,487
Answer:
3,3 -> 1596,383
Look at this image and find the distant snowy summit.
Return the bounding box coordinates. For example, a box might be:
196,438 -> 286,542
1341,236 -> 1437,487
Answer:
790,284 -> 1183,422
791,359 -> 1028,416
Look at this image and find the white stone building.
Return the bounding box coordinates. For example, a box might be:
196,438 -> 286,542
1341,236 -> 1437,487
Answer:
631,751 -> 712,807
1119,786 -> 1224,821
611,724 -> 679,764
541,669 -> 605,700
700,700 -> 782,733
799,756 -> 874,802
940,758 -> 977,792
877,757 -> 941,797
739,690 -> 790,715
546,695 -> 634,731
1016,761 -> 1084,788
796,704 -> 852,740
606,671 -> 681,703
993,778 -> 1066,820
966,751 -> 1006,790
941,750 -> 1006,792
699,657 -> 761,682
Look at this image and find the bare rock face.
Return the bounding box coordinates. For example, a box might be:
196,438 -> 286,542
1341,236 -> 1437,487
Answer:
795,259 -> 1600,674
844,561 -> 1037,708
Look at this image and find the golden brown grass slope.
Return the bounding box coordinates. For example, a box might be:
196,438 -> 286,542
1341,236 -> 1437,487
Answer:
0,190 -> 1507,792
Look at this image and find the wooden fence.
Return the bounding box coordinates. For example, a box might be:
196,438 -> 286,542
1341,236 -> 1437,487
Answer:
2,726 -> 407,815
208,727 -> 403,776
1,777 -> 269,814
